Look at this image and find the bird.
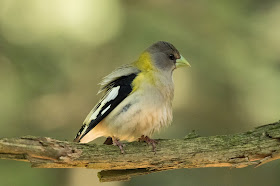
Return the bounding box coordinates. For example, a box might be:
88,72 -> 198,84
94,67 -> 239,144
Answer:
73,41 -> 190,153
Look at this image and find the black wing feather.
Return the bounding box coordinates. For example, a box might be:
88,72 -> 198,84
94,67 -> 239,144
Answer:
75,73 -> 138,142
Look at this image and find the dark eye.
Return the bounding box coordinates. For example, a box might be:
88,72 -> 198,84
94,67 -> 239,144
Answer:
169,54 -> 175,60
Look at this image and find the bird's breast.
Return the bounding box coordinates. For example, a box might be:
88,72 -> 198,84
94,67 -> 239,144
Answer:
103,81 -> 173,141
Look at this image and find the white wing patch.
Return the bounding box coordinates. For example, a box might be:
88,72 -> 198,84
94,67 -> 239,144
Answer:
101,105 -> 111,115
89,86 -> 120,121
81,125 -> 88,136
104,86 -> 120,102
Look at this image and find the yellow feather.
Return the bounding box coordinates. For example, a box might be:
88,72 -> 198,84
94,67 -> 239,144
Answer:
132,52 -> 157,92
133,51 -> 154,71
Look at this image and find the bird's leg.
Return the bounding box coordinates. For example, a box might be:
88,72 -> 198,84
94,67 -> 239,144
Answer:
103,137 -> 113,145
112,136 -> 125,154
138,135 -> 158,153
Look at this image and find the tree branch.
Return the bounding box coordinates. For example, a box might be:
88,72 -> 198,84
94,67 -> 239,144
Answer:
1,121 -> 280,182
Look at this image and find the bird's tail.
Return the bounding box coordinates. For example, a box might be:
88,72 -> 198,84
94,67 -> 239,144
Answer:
73,124 -> 87,142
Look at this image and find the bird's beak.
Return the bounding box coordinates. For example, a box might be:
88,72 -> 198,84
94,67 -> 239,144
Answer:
176,55 -> 191,68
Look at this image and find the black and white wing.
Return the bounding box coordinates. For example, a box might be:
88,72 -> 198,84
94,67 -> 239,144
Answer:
74,65 -> 140,142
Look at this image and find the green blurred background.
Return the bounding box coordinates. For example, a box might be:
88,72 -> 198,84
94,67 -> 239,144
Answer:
0,0 -> 279,185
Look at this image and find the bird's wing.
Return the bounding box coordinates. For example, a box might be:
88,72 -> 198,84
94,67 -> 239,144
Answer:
98,64 -> 140,94
74,65 -> 140,142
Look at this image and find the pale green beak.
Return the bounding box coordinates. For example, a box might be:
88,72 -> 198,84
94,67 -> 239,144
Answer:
176,55 -> 191,68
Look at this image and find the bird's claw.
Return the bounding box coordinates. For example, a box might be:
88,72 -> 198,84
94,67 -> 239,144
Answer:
138,135 -> 158,153
112,137 -> 125,154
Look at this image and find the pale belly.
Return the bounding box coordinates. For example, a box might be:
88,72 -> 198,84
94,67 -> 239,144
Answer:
101,90 -> 173,141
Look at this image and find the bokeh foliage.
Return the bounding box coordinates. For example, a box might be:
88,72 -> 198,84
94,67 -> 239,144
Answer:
0,0 -> 279,185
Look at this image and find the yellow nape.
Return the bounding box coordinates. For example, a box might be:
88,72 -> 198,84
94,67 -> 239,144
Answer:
133,51 -> 154,71
131,51 -> 157,93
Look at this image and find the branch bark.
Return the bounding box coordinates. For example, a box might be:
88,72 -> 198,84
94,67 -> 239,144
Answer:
0,121 -> 280,182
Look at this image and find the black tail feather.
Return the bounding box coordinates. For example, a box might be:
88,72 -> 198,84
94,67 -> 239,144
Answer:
73,124 -> 86,142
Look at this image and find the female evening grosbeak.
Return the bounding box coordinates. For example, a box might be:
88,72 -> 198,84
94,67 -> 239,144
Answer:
74,41 -> 190,153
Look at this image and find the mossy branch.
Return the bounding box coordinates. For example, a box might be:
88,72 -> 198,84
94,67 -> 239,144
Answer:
0,121 -> 280,182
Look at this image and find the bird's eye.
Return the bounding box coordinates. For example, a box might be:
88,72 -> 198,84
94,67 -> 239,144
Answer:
169,54 -> 175,60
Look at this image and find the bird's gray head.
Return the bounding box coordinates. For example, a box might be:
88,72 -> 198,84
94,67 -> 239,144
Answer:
145,41 -> 190,72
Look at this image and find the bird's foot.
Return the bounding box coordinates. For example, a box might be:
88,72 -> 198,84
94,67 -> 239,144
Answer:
138,135 -> 158,153
112,137 -> 125,154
